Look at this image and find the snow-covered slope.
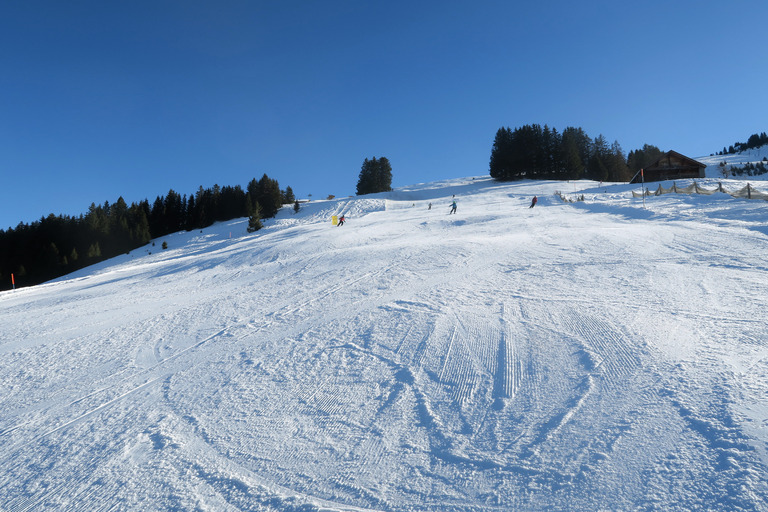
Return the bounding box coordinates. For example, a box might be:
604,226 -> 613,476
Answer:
1,177 -> 767,511
698,145 -> 768,180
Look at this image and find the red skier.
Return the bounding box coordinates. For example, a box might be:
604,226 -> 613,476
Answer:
529,196 -> 538,208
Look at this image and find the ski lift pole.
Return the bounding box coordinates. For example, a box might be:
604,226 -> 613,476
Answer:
629,168 -> 646,208
11,273 -> 15,290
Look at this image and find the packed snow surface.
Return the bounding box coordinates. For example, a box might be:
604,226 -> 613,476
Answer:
2,176 -> 768,511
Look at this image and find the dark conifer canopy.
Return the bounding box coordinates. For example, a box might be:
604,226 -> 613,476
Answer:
0,173 -> 293,290
357,157 -> 393,195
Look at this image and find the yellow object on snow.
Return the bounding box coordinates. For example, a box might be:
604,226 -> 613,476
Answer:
332,215 -> 338,226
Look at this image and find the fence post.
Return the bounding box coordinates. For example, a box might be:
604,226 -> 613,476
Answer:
748,183 -> 752,199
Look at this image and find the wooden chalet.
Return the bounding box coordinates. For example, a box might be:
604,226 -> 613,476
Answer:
633,150 -> 706,183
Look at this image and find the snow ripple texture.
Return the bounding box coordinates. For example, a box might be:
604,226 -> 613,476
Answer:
1,175 -> 768,511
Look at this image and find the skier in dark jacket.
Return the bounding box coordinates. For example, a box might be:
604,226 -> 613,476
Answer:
449,200 -> 457,214
529,196 -> 538,208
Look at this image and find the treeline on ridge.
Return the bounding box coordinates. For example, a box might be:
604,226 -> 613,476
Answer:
490,124 -> 663,183
0,174 -> 294,291
718,132 -> 768,155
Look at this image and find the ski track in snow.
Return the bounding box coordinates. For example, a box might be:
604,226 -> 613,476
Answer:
1,175 -> 768,510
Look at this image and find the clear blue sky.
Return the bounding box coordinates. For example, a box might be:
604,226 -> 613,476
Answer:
2,0 -> 766,230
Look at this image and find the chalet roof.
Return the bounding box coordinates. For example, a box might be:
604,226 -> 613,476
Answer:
646,150 -> 706,170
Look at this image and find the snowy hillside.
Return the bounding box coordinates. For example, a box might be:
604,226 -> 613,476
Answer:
1,176 -> 767,511
698,145 -> 768,180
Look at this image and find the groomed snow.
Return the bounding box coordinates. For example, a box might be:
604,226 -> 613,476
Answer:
1,173 -> 767,511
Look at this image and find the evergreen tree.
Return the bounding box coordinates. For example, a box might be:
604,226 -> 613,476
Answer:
255,174 -> 283,218
490,124 -> 573,180
607,140 -> 631,182
356,159 -> 373,195
513,124 -> 541,178
163,189 -> 185,234
149,196 -> 165,236
489,123 -> 665,183
107,196 -> 131,253
587,135 -> 610,182
489,127 -> 515,180
356,157 -> 393,195
627,144 -> 663,173
87,242 -> 102,259
43,242 -> 60,270
376,157 -> 393,192
247,202 -> 263,232
284,186 -> 296,204
194,186 -> 212,228
547,126 -> 562,178
0,173 -> 295,290
540,125 -> 555,178
560,127 -> 588,180
86,202 -> 109,235
128,203 -> 151,245
185,195 -> 197,231
218,185 -> 246,221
